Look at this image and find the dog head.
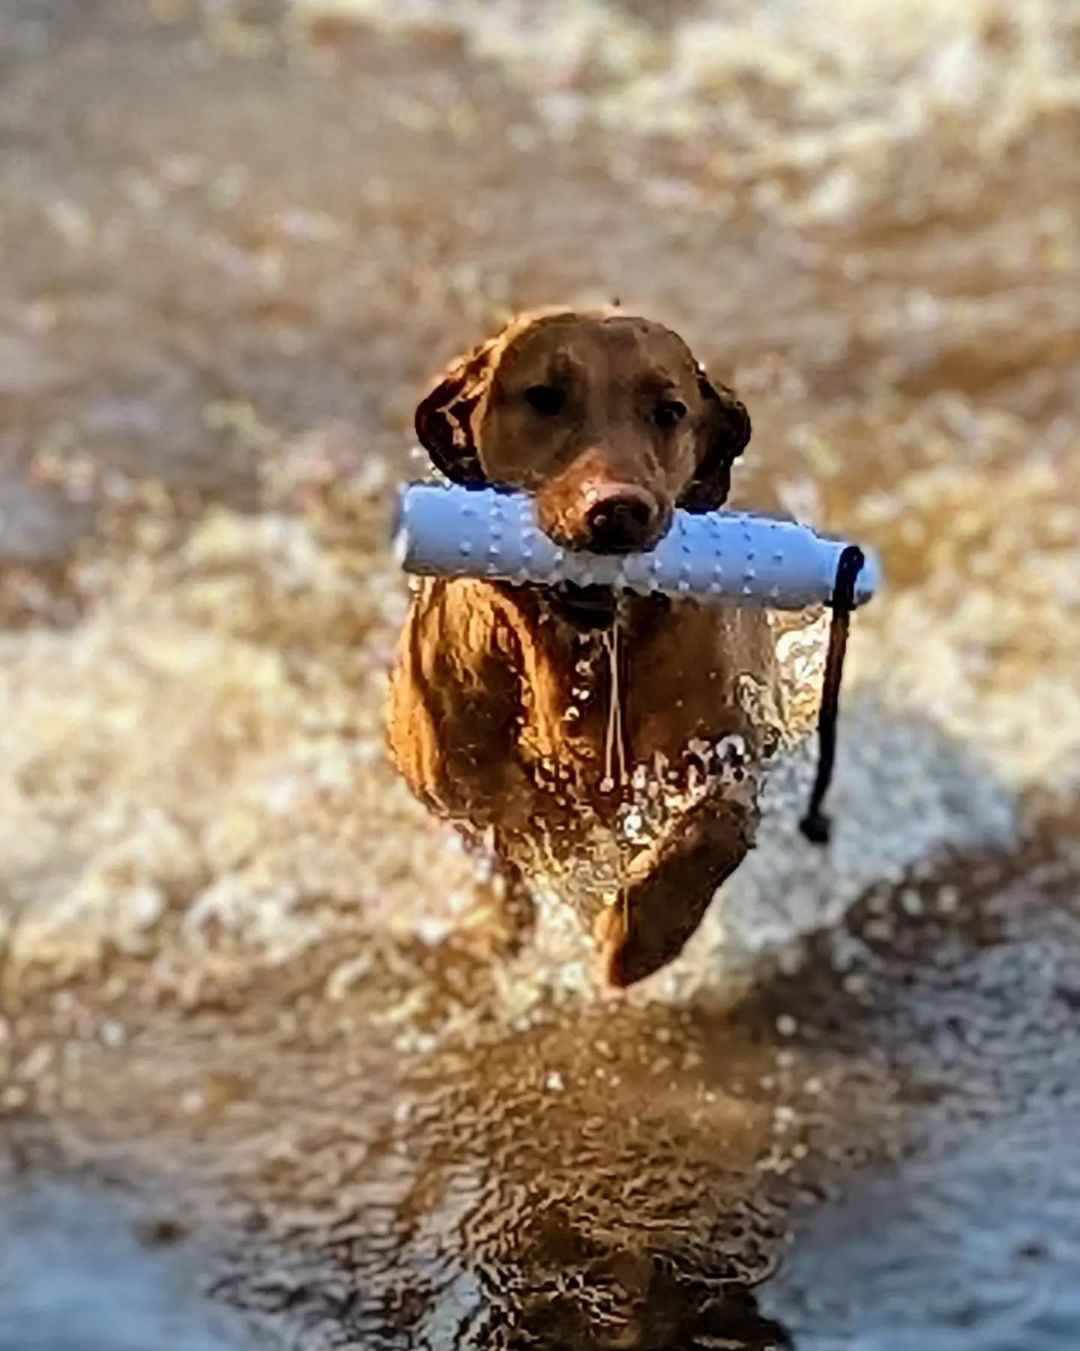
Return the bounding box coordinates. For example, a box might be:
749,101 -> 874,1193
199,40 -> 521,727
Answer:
415,308 -> 750,554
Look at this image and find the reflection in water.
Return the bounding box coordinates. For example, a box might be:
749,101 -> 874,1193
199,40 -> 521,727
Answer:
0,0 -> 1079,1347
0,1172 -> 794,1351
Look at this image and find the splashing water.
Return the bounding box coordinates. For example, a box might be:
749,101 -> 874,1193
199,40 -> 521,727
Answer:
599,621 -> 627,794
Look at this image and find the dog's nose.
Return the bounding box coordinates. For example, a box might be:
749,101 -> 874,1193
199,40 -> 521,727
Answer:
583,489 -> 660,554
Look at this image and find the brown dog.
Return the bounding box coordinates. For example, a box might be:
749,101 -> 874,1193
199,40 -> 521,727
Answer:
386,308 -> 782,987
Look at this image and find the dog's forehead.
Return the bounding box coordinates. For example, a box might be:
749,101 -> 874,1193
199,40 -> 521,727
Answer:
499,314 -> 697,382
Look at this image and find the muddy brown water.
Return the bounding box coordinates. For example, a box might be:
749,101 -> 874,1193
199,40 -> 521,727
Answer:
1,2 -> 1079,1348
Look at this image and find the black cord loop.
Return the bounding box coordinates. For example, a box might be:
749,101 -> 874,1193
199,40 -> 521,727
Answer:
799,545 -> 865,846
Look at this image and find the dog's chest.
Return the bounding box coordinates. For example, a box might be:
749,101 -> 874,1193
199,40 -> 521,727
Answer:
506,596 -> 768,810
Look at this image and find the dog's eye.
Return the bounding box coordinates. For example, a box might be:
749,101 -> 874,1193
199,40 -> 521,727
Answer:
524,384 -> 565,416
653,399 -> 687,429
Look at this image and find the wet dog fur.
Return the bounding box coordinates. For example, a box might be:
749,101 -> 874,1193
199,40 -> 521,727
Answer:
386,308 -> 780,987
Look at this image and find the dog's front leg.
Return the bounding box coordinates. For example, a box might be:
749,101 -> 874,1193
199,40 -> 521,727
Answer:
453,839 -> 537,960
593,793 -> 759,988
386,579 -> 529,824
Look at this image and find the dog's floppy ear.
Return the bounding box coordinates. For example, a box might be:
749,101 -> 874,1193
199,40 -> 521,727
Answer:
679,366 -> 752,513
414,340 -> 497,487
